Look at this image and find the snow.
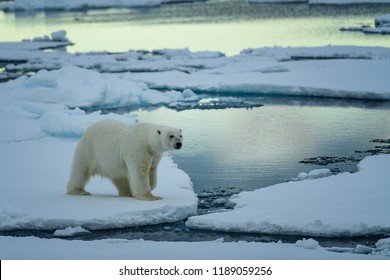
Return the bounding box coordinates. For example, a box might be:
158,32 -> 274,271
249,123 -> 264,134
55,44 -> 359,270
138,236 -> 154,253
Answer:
1,34 -> 390,260
53,226 -> 91,237
295,238 -> 320,250
291,168 -> 332,181
0,138 -> 197,231
26,30 -> 70,43
376,14 -> 390,28
341,14 -> 390,35
2,41 -> 390,100
1,236 -> 388,260
131,46 -> 390,100
186,154 -> 390,237
0,47 -> 198,232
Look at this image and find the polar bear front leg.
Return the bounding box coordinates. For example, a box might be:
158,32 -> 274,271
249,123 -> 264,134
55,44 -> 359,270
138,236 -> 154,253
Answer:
112,177 -> 132,197
128,161 -> 162,201
149,156 -> 161,191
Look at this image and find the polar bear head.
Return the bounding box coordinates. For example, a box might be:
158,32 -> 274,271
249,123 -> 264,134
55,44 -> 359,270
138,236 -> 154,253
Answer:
158,127 -> 183,151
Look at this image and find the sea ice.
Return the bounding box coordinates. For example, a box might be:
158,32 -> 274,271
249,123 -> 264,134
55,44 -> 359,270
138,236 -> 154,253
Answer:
295,238 -> 320,250
186,154 -> 390,237
0,56 -> 198,232
2,37 -> 390,100
291,169 -> 332,181
340,14 -> 390,35
0,236 -> 386,260
53,226 -> 91,237
0,139 -> 197,231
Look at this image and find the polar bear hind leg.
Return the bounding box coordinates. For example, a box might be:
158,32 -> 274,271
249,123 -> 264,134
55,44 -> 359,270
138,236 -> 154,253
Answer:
66,151 -> 92,196
66,169 -> 92,196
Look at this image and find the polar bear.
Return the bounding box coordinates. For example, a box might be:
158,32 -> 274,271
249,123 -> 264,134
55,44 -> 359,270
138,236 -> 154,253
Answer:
66,120 -> 183,200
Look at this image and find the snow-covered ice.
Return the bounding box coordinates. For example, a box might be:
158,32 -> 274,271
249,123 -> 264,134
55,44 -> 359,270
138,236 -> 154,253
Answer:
1,35 -> 390,259
2,41 -> 390,100
341,14 -> 390,35
53,226 -> 91,237
1,236 -> 388,260
187,154 -> 390,237
0,138 -> 197,230
0,48 -> 198,231
3,65 -> 199,108
295,238 -> 320,250
130,46 -> 390,100
291,169 -> 332,181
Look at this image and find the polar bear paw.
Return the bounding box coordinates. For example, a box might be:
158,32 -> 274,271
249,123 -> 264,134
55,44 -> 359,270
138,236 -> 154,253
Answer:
67,188 -> 91,196
136,192 -> 162,201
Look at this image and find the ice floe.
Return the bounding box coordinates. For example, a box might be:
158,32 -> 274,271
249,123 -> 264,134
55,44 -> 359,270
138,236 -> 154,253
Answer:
0,138 -> 197,231
186,154 -> 390,237
341,14 -> 390,35
291,168 -> 332,181
53,226 -> 91,237
0,42 -> 198,231
2,34 -> 390,100
1,236 -> 388,260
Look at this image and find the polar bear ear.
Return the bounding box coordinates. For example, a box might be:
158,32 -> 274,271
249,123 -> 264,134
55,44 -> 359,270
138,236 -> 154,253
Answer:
157,130 -> 161,135
179,129 -> 182,132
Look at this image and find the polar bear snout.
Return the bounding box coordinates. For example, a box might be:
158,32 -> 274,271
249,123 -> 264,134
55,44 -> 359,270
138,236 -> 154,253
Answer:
175,142 -> 182,150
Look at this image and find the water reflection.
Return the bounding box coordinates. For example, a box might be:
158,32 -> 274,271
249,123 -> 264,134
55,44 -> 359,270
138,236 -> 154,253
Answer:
1,2 -> 390,55
135,98 -> 390,192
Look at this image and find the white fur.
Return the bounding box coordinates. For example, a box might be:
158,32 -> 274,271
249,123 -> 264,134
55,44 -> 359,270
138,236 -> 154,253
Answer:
66,120 -> 183,200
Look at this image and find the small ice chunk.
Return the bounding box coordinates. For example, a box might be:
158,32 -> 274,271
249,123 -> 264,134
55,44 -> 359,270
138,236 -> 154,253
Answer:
53,226 -> 91,237
291,169 -> 332,181
182,88 -> 199,101
295,238 -> 320,250
51,30 -> 69,42
354,244 -> 374,254
375,237 -> 390,251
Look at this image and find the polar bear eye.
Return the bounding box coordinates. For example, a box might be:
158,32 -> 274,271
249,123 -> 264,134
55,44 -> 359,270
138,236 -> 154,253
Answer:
169,135 -> 174,139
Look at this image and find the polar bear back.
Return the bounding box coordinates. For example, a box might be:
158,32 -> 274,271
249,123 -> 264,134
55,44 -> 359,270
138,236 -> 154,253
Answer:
78,119 -> 130,178
77,120 -> 168,177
